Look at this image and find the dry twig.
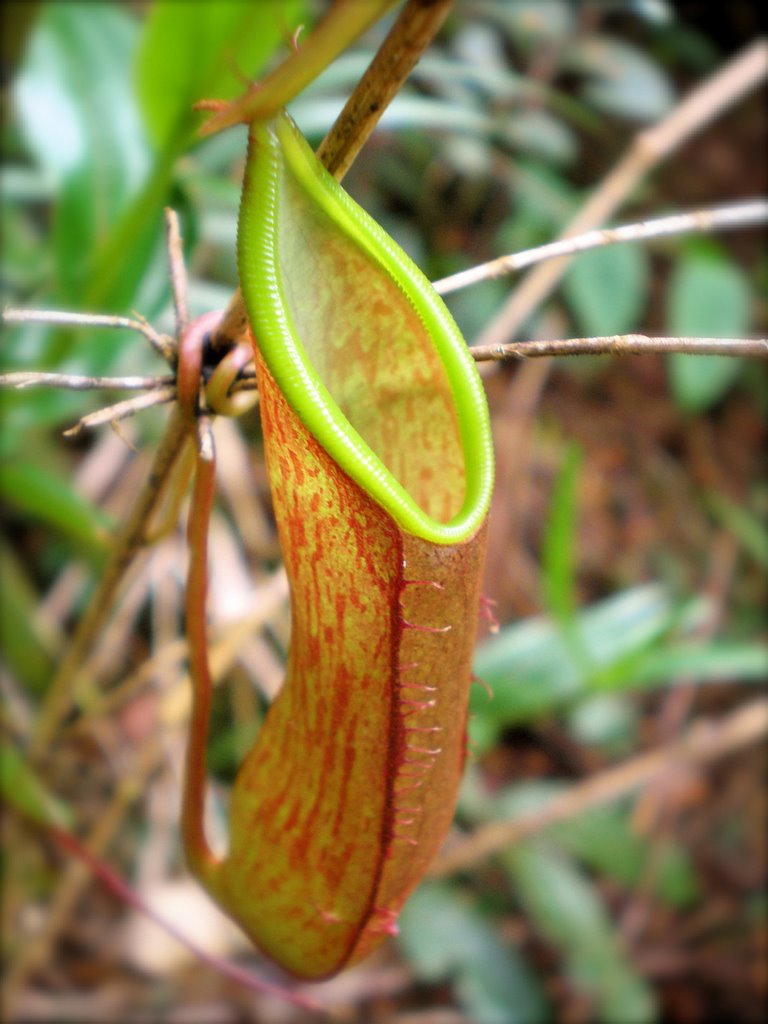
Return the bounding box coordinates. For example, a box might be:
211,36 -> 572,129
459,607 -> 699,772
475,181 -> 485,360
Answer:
62,387 -> 177,437
2,306 -> 175,362
475,39 -> 768,348
164,207 -> 189,338
434,200 -> 768,296
31,408 -> 191,752
470,335 -> 768,361
431,698 -> 768,877
0,371 -> 174,391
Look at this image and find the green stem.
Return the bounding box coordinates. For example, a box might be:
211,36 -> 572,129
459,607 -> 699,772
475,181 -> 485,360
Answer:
199,0 -> 400,136
84,151 -> 176,311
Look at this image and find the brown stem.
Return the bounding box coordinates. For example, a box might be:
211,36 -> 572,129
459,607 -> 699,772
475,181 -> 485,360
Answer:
165,207 -> 189,338
49,824 -> 320,1011
2,307 -> 174,362
62,386 -> 177,436
180,418 -> 221,884
31,408 -> 191,753
474,39 -> 768,350
315,0 -> 454,178
197,0 -> 400,137
470,335 -> 768,361
431,698 -> 768,877
209,0 -> 454,355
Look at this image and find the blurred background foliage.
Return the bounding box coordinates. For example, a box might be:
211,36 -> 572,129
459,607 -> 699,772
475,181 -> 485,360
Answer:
1,1 -> 766,1022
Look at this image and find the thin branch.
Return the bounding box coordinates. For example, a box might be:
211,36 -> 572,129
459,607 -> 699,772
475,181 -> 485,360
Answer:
3,330 -> 763,411
62,387 -> 177,437
31,409 -> 191,753
165,207 -> 189,338
69,568 -> 289,731
434,199 -> 768,296
470,334 -> 768,362
0,371 -> 174,391
208,0 -> 453,354
196,0 -> 400,137
28,206 -> 197,749
315,0 -> 454,178
474,39 -> 768,349
431,698 -> 768,878
49,825 -> 321,1011
3,742 -> 165,1011
2,307 -> 175,363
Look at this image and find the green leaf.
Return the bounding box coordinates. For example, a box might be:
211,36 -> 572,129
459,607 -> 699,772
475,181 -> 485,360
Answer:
495,160 -> 579,254
505,840 -> 657,1023
476,781 -> 697,909
550,804 -> 699,908
0,461 -> 111,555
0,545 -> 57,693
0,195 -> 50,297
705,491 -> 768,569
135,0 -> 304,150
542,444 -> 582,625
471,577 -> 765,747
15,3 -> 147,187
15,3 -> 151,301
564,242 -> 649,337
398,882 -> 549,1024
567,694 -> 639,754
0,743 -> 73,829
667,251 -> 751,411
566,35 -> 674,121
502,109 -> 577,165
629,642 -> 768,687
471,583 -> 675,736
541,444 -> 594,683
479,0 -> 575,44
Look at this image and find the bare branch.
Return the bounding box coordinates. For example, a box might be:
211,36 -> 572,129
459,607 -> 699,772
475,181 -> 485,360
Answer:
0,371 -> 174,391
31,410 -> 192,752
431,698 -> 768,878
471,335 -> 768,362
48,824 -> 320,1010
165,207 -> 189,337
3,742 -> 166,1011
62,387 -> 177,437
2,307 -> 175,363
475,39 -> 768,349
435,200 -> 768,296
315,0 -> 454,178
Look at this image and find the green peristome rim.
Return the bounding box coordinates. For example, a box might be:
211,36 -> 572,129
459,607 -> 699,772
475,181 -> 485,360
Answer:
238,112 -> 494,545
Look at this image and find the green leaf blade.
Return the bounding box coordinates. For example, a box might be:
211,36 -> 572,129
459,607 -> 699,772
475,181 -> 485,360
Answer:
564,242 -> 649,337
667,250 -> 751,411
135,0 -> 305,150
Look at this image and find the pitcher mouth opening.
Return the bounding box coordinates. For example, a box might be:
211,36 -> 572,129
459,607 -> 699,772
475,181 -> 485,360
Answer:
238,113 -> 494,544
